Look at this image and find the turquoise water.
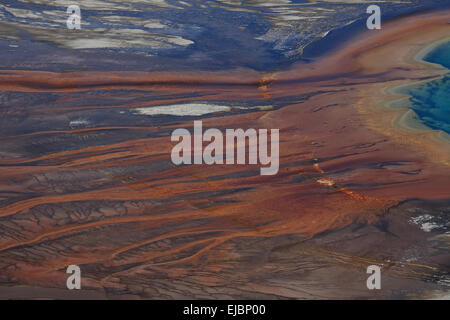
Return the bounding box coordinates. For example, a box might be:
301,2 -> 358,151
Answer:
407,42 -> 450,134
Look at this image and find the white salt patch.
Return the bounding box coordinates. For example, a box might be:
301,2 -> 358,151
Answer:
135,103 -> 231,116
144,21 -> 167,29
420,222 -> 440,232
69,119 -> 89,127
411,214 -> 441,232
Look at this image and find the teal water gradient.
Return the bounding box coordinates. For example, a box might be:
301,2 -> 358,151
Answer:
407,42 -> 450,134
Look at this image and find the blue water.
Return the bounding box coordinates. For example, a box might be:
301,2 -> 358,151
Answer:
407,42 -> 450,133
